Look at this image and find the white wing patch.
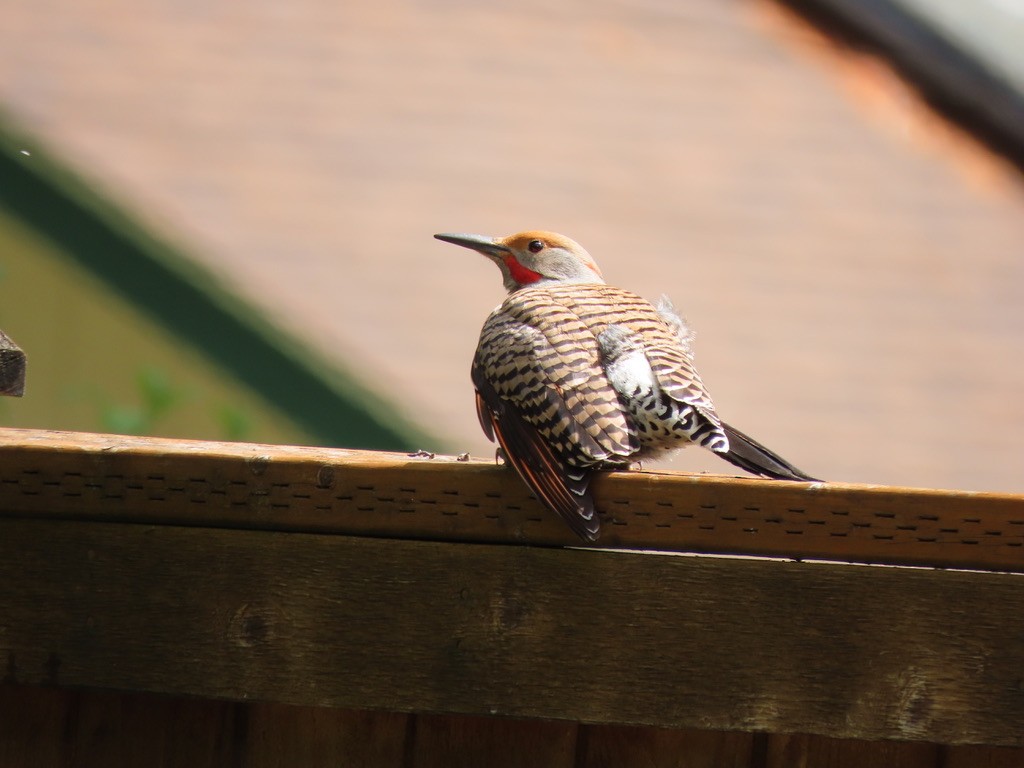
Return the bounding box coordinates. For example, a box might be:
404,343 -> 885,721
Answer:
598,324 -> 657,399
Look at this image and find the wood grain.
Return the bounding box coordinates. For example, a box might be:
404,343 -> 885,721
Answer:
2,519 -> 1023,746
580,723 -> 756,768
766,733 -> 940,767
942,743 -> 1024,768
0,686 -> 241,768
409,713 -> 577,768
244,704 -> 409,768
0,686 -> 413,768
5,686 -> 1023,766
0,331 -> 25,397
0,429 -> 1022,571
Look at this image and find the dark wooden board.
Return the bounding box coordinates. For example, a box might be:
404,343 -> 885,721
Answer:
409,713 -> 577,768
2,519 -> 1023,746
0,686 -> 241,768
244,704 -> 410,768
766,733 -> 940,767
4,686 -> 1023,767
942,743 -> 1024,768
580,723 -> 756,768
0,685 -> 411,768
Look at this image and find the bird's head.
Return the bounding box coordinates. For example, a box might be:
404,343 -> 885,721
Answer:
434,230 -> 604,293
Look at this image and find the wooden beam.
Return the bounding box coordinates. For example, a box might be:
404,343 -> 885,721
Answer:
1,518 -> 1023,746
0,429 -> 1021,571
0,331 -> 25,397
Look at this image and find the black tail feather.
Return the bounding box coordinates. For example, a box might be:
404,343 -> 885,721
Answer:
717,422 -> 821,482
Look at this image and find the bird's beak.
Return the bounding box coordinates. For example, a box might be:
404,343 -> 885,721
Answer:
434,233 -> 511,259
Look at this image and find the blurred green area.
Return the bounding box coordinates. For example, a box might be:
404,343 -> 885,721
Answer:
0,206 -> 312,444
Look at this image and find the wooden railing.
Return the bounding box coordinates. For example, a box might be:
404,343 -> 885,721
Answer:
1,428 -> 1023,765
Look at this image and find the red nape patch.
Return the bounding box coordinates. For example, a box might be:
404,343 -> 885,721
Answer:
504,254 -> 543,285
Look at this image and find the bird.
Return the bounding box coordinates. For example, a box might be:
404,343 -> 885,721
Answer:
434,230 -> 820,542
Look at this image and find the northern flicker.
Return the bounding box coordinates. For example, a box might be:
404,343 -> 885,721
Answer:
435,230 -> 820,542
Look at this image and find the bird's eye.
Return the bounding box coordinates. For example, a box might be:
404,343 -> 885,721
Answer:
528,239 -> 545,253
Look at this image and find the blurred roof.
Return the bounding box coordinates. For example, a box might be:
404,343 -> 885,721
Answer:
885,0 -> 1024,92
2,0 -> 1023,492
787,0 -> 1024,166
